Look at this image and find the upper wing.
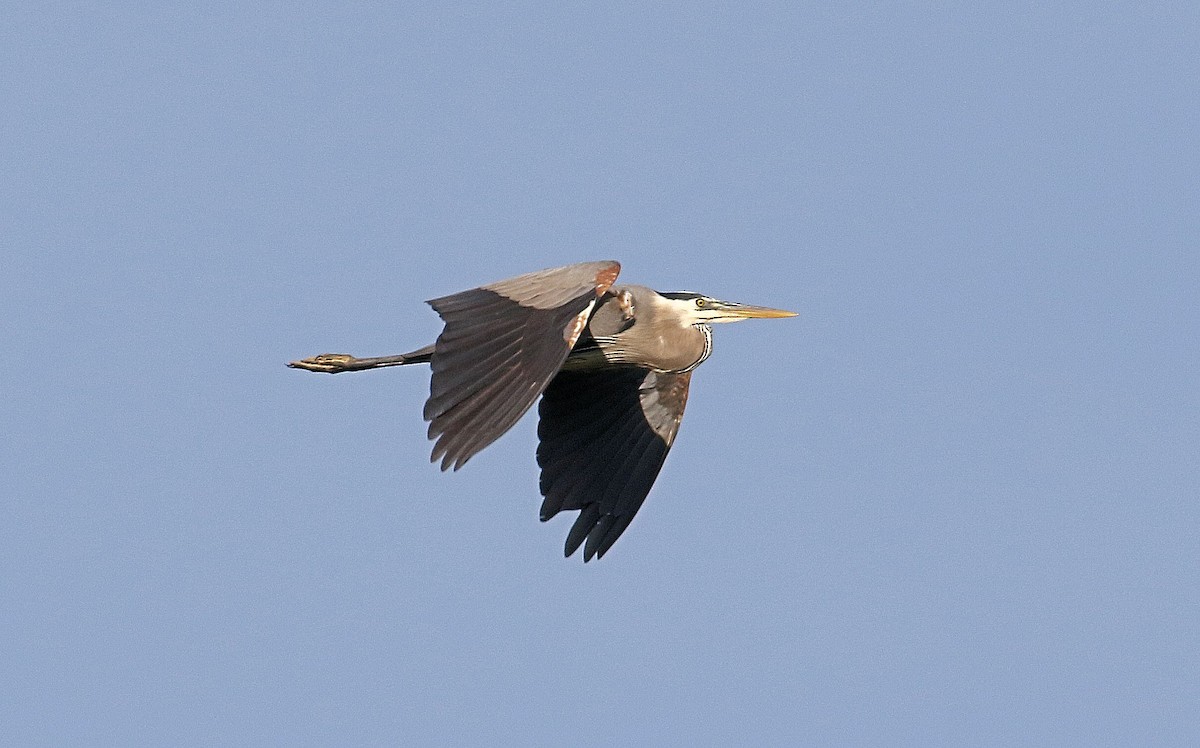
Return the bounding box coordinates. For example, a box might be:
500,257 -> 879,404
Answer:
537,367 -> 692,561
424,261 -> 621,471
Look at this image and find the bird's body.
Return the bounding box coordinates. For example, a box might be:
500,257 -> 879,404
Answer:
563,286 -> 712,373
290,261 -> 795,560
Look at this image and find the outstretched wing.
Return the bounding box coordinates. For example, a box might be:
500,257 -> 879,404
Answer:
424,261 -> 621,471
537,367 -> 692,561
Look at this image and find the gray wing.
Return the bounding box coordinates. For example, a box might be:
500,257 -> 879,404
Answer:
537,367 -> 692,561
424,261 -> 621,470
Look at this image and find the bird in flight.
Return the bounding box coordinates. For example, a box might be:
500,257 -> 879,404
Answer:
289,261 -> 796,561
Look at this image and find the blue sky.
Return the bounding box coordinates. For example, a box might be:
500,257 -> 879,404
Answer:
3,3 -> 1198,745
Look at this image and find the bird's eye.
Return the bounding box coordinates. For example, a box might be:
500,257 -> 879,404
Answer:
695,298 -> 707,309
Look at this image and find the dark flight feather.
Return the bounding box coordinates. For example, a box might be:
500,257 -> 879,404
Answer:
538,367 -> 691,560
424,261 -> 620,470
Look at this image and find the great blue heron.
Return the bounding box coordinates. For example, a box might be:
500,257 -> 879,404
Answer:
289,261 -> 796,561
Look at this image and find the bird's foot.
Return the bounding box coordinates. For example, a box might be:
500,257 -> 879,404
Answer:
287,353 -> 359,373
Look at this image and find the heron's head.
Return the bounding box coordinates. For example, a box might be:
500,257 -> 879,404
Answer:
659,291 -> 798,325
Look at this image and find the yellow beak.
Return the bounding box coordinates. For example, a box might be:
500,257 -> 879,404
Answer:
720,302 -> 799,319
